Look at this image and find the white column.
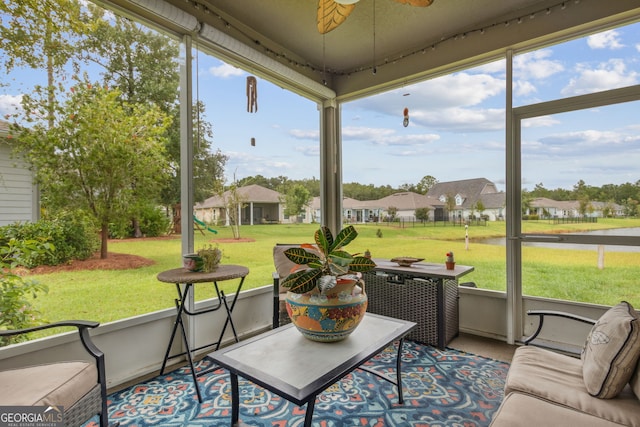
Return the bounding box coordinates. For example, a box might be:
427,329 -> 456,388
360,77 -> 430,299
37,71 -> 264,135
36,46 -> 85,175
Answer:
319,99 -> 343,234
505,49 -> 521,346
179,35 -> 195,348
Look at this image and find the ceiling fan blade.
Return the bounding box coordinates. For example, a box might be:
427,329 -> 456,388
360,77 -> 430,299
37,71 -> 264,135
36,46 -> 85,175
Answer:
317,0 -> 356,34
393,0 -> 434,6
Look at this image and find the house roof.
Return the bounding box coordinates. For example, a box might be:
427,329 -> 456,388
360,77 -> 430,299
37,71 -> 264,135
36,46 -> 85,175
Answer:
195,184 -> 281,208
479,192 -> 506,210
103,0 -> 640,101
310,196 -> 377,210
427,178 -> 503,209
375,191 -> 440,211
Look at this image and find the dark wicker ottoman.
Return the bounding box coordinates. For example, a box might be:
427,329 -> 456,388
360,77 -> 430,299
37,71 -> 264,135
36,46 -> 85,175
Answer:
363,272 -> 459,348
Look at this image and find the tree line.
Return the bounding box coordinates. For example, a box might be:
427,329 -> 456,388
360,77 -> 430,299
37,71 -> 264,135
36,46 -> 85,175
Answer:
525,179 -> 640,216
241,174 -> 639,216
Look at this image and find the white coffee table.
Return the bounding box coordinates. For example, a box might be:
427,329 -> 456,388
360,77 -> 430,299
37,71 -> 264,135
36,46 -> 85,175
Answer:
209,313 -> 416,426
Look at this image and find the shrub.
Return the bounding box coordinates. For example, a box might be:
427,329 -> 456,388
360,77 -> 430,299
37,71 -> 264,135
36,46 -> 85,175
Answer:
109,204 -> 170,239
0,238 -> 50,344
137,204 -> 171,237
0,213 -> 99,267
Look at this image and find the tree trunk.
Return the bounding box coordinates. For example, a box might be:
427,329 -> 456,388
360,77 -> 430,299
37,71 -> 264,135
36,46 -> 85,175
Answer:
173,203 -> 181,234
132,217 -> 143,238
101,222 -> 109,259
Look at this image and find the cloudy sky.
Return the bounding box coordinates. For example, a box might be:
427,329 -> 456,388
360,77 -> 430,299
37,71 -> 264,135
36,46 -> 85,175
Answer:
2,19 -> 639,193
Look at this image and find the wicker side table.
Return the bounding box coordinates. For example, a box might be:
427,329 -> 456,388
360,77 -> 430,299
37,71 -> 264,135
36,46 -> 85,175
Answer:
364,260 -> 473,348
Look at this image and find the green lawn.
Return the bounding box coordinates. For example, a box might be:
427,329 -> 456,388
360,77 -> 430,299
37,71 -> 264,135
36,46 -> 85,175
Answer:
30,218 -> 640,326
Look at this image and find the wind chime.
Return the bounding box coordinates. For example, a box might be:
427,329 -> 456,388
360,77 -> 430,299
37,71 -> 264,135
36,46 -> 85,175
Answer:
402,91 -> 411,127
246,75 -> 257,146
246,76 -> 258,113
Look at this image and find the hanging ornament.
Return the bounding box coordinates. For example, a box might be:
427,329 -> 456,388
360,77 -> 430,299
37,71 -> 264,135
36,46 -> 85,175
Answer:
403,107 -> 409,127
246,76 -> 258,113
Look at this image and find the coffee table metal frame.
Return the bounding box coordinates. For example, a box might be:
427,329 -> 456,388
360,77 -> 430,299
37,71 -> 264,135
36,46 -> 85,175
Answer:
209,313 -> 416,426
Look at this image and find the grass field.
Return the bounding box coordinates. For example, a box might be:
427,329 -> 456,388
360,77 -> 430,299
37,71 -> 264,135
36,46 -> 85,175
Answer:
30,218 -> 640,326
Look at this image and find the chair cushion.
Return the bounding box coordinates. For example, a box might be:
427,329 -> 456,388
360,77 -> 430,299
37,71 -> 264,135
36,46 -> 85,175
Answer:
490,392 -> 624,427
506,346 -> 640,426
0,361 -> 97,409
630,357 -> 640,399
581,301 -> 640,398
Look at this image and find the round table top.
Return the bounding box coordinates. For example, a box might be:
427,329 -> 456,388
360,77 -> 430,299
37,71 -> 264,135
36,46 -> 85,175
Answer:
157,265 -> 249,284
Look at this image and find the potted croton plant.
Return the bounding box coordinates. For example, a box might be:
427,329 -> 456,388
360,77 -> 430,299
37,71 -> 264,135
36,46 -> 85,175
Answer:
281,225 -> 376,342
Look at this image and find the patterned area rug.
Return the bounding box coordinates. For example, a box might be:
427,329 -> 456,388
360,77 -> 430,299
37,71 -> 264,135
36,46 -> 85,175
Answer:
86,340 -> 509,427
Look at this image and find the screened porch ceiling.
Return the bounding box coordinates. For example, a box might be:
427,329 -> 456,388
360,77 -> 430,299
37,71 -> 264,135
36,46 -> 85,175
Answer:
101,0 -> 640,102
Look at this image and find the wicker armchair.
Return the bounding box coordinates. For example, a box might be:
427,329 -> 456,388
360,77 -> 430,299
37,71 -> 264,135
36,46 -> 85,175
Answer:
0,320 -> 111,427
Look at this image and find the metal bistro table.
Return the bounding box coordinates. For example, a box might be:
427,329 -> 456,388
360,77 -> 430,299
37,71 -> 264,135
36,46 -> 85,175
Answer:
209,313 -> 416,427
157,265 -> 249,402
364,259 -> 474,348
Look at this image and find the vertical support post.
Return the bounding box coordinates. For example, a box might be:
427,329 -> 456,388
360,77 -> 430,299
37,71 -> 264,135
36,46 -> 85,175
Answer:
180,35 -> 194,257
505,49 -> 522,345
319,99 -> 343,235
179,35 -> 196,348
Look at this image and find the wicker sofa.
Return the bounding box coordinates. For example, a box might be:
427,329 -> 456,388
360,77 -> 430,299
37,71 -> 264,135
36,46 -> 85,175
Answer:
0,321 -> 111,427
490,302 -> 640,427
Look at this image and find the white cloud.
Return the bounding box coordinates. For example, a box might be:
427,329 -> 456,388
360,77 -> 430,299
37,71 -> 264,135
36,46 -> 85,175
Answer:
0,94 -> 23,116
345,72 -> 506,134
587,30 -> 624,50
342,126 -> 395,140
522,116 -> 561,128
514,80 -> 537,97
208,63 -> 244,78
514,49 -> 564,80
295,145 -> 319,156
224,151 -> 296,179
355,72 -> 505,116
410,73 -> 504,108
561,59 -> 638,96
289,129 -> 319,139
411,107 -> 505,132
375,133 -> 440,146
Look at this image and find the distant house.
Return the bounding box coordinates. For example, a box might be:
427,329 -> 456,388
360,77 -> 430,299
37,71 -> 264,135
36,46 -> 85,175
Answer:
309,179 -> 507,224
309,196 -> 386,224
0,120 -> 39,226
309,192 -> 441,223
427,178 -> 505,221
195,184 -> 294,225
374,192 -> 441,221
529,197 -> 624,218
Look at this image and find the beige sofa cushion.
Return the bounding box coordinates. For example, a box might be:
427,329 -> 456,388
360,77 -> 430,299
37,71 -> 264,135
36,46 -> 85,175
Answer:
506,346 -> 640,426
0,361 -> 97,409
582,301 -> 640,398
490,392 -> 625,427
631,359 -> 640,398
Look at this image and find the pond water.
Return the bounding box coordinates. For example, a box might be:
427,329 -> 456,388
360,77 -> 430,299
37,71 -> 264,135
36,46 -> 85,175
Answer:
477,227 -> 640,252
